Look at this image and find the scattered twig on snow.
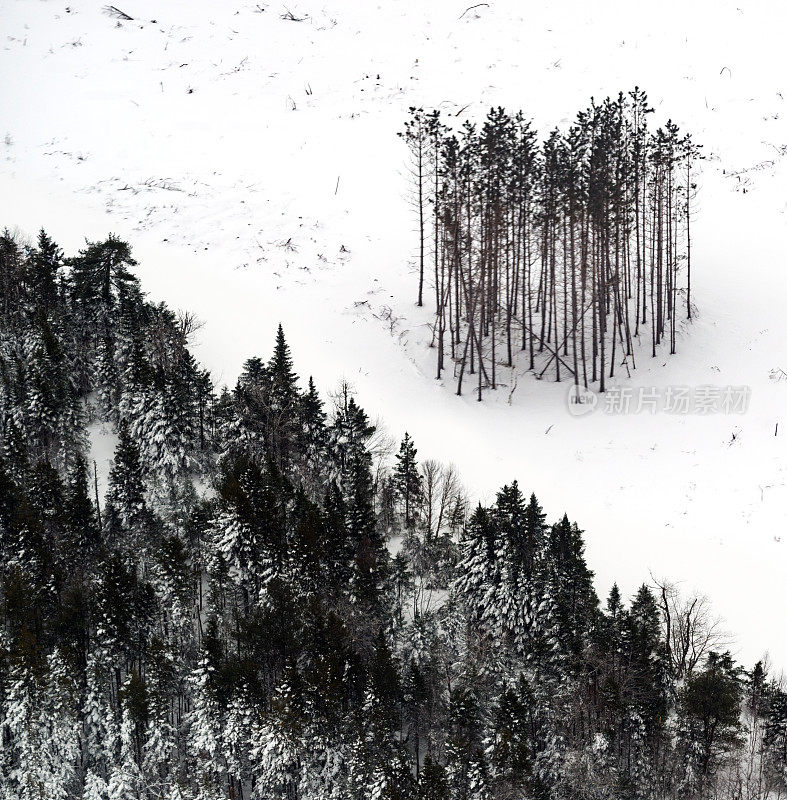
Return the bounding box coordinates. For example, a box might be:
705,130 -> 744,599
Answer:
374,305 -> 400,335
281,8 -> 305,21
104,5 -> 133,21
458,3 -> 489,19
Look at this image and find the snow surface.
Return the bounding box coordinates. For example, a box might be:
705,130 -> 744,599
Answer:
1,0 -> 785,669
87,418 -> 119,508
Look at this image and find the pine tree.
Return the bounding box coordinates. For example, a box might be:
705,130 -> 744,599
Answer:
3,656 -> 48,800
0,223 -> 762,800
105,418 -> 152,572
28,230 -> 63,320
81,649 -> 119,788
328,383 -> 376,492
545,514 -> 597,663
322,480 -> 353,593
400,107 -> 429,308
26,317 -> 85,467
401,94 -> 699,396
2,418 -> 30,481
625,584 -> 669,735
488,674 -> 534,797
453,504 -> 498,631
299,375 -> 327,488
63,454 -> 100,572
419,755 -> 449,800
394,432 -> 422,528
0,229 -> 25,324
251,669 -> 303,799
763,681 -> 787,793
266,324 -> 301,471
106,418 -> 147,531
224,359 -> 268,461
108,679 -> 146,800
141,640 -> 178,797
445,683 -> 487,800
189,652 -> 225,796
680,651 -> 743,786
69,235 -> 140,323
347,453 -> 386,609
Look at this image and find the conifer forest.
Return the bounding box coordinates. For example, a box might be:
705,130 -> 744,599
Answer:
0,230 -> 785,800
400,90 -> 701,398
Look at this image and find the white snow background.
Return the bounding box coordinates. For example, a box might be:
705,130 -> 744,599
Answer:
1,0 -> 785,669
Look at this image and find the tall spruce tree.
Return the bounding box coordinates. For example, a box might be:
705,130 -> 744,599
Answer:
394,432 -> 422,529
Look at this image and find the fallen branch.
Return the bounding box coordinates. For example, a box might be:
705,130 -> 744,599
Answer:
104,5 -> 133,21
458,3 -> 489,19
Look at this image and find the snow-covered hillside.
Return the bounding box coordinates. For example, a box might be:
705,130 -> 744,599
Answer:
2,0 -> 785,668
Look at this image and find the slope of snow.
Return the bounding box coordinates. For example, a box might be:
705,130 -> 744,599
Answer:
1,0 -> 785,668
87,418 -> 119,508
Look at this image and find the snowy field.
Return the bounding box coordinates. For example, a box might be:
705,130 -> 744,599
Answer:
1,0 -> 785,669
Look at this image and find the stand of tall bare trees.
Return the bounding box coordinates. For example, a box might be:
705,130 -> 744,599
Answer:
401,89 -> 701,399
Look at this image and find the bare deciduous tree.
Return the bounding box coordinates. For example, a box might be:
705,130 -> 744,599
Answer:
653,577 -> 728,684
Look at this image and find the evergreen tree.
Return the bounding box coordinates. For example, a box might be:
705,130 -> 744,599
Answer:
63,454 -> 100,570
28,229 -> 63,320
488,675 -> 534,797
69,235 -> 140,323
0,229 -> 770,800
680,651 -> 744,787
394,432 -> 423,528
106,418 -> 147,530
298,375 -> 327,489
266,323 -> 301,471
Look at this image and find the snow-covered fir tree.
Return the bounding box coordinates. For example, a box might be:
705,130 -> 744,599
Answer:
0,227 -> 776,800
